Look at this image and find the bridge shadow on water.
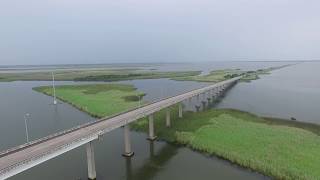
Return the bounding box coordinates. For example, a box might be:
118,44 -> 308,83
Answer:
124,141 -> 178,180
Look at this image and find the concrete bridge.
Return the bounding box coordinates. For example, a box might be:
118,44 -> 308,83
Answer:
0,77 -> 241,180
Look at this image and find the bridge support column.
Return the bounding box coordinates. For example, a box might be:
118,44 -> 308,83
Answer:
212,95 -> 216,102
86,141 -> 96,180
123,124 -> 134,157
148,114 -> 157,141
195,106 -> 201,112
166,108 -> 171,127
201,101 -> 206,110
178,103 -> 183,118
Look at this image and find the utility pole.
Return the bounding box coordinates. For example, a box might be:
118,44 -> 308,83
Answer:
138,95 -> 141,107
24,113 -> 30,143
136,92 -> 141,108
52,72 -> 57,105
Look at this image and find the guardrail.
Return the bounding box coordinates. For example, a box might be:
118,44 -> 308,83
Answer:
0,77 -> 240,158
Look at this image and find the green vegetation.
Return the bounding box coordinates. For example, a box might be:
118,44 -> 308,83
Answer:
0,68 -> 200,82
74,71 -> 201,82
132,108 -> 320,180
173,65 -> 291,83
34,84 -> 145,118
173,69 -> 243,82
31,64 -> 318,179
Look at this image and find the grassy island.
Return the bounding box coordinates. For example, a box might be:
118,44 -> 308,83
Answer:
172,65 -> 291,83
33,79 -> 320,179
131,108 -> 320,180
34,84 -> 145,118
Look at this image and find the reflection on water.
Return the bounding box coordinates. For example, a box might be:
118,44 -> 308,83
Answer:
123,140 -> 266,180
124,141 -> 177,180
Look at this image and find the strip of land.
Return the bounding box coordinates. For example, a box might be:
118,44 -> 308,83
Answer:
0,68 -> 201,82
0,64 -> 290,83
173,65 -> 291,82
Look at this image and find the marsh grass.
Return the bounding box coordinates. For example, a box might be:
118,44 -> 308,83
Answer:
0,69 -> 200,82
173,65 -> 291,83
34,84 -> 144,118
131,108 -> 320,180
33,82 -> 320,179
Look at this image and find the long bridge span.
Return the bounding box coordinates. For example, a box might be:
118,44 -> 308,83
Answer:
0,77 -> 241,180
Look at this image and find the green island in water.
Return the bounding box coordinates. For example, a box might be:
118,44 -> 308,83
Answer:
1,64 -> 289,82
172,65 -> 291,83
0,68 -> 201,82
33,84 -> 145,118
33,65 -> 320,180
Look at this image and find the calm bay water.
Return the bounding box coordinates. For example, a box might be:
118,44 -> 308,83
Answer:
0,61 -> 317,180
217,62 -> 320,123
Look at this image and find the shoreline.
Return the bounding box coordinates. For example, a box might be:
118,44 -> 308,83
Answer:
131,108 -> 320,180
33,82 -> 320,180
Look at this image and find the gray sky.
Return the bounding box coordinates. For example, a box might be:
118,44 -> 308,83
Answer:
1,0 -> 319,65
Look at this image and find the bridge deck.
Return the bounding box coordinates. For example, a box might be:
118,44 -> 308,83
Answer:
0,77 -> 240,179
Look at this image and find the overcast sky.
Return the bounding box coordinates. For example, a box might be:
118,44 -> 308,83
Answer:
0,0 -> 319,65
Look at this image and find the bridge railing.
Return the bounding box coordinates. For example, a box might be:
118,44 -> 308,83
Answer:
0,77 -> 241,158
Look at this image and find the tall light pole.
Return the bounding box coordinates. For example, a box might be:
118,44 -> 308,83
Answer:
52,72 -> 57,105
24,113 -> 30,143
137,93 -> 141,108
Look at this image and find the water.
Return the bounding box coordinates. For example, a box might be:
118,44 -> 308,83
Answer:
0,61 -> 291,74
0,78 -> 266,180
217,62 -> 320,123
1,61 -> 316,180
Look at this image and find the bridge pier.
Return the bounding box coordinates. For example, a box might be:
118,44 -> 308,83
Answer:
207,98 -> 211,104
216,87 -> 221,95
201,101 -> 207,109
202,93 -> 206,101
86,141 -> 96,180
211,89 -> 215,96
166,108 -> 171,127
178,103 -> 183,118
212,94 -> 216,102
195,105 -> 201,112
196,94 -> 200,107
123,124 -> 134,157
148,114 -> 157,141
188,97 -> 192,106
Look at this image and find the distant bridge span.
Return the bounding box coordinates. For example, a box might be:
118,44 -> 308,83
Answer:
0,77 -> 241,180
